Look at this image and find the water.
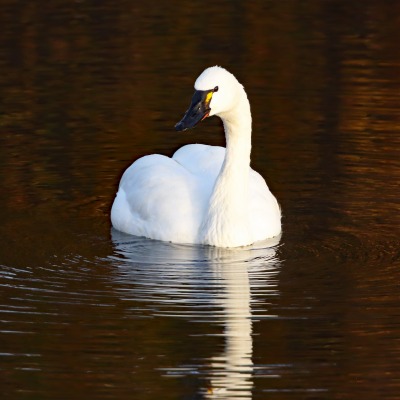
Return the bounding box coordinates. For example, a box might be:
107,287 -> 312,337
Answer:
0,1 -> 399,399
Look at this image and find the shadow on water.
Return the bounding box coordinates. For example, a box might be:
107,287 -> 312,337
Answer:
110,230 -> 281,399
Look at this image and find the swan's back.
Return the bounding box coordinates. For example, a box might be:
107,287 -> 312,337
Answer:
111,143 -> 280,244
112,145 -> 224,243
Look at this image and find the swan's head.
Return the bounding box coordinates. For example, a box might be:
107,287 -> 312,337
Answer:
175,66 -> 242,131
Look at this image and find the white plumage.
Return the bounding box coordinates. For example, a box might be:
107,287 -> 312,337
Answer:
111,66 -> 281,247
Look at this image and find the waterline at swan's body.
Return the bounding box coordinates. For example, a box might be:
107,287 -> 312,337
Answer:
111,66 -> 281,247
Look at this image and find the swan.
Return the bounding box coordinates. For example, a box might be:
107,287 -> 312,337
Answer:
111,66 -> 281,247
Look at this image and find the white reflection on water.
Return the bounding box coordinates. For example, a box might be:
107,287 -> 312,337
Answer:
111,230 -> 281,399
203,246 -> 255,399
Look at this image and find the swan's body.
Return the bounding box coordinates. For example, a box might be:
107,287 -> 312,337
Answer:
111,66 -> 281,247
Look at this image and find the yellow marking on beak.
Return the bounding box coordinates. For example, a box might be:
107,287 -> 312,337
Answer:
205,91 -> 213,104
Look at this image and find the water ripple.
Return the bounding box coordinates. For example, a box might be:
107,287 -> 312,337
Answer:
109,230 -> 281,322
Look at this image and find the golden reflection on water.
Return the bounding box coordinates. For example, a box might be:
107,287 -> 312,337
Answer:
0,1 -> 399,400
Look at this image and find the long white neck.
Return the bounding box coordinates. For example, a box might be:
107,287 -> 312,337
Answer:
200,88 -> 253,247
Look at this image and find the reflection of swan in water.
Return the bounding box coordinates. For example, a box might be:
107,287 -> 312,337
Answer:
203,245 -> 255,399
111,230 -> 280,399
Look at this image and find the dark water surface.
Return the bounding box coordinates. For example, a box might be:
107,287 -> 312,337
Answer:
1,1 -> 399,399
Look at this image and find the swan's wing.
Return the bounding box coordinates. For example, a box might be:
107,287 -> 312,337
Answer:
172,144 -> 225,179
111,154 -> 202,243
249,169 -> 281,241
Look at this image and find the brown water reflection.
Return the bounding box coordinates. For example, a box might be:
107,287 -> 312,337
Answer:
0,1 -> 399,399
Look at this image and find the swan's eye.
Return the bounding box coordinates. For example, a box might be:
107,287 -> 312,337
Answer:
213,86 -> 219,92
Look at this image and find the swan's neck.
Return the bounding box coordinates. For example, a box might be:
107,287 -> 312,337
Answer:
200,90 -> 253,247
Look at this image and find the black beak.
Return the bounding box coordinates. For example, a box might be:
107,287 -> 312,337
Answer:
175,90 -> 213,131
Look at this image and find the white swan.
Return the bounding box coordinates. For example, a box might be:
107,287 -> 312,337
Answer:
111,66 -> 281,247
